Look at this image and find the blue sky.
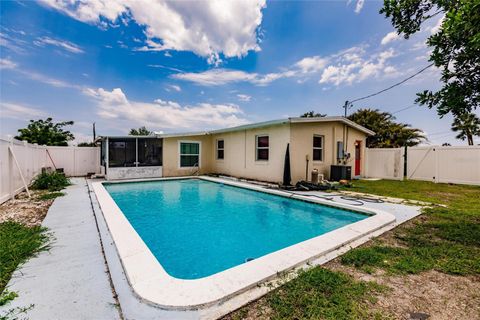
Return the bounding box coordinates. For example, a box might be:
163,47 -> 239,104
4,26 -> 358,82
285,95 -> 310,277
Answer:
1,0 -> 472,145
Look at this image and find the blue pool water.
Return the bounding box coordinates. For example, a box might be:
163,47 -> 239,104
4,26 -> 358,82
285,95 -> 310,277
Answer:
104,179 -> 367,279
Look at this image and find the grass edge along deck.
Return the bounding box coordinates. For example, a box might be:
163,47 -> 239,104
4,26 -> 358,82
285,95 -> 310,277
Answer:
92,176 -> 396,310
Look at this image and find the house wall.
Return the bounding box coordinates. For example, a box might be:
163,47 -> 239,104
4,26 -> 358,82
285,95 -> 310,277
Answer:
162,135 -> 213,177
289,122 -> 367,181
161,121 -> 368,183
210,123 -> 291,184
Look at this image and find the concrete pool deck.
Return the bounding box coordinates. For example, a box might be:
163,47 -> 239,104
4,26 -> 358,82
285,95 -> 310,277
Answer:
1,178 -> 422,320
0,178 -> 121,320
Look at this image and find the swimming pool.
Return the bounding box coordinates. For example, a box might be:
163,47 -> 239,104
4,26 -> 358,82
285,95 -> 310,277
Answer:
92,176 -> 395,310
104,179 -> 367,279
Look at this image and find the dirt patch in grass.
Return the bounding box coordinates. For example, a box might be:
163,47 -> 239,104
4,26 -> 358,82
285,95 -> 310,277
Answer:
0,190 -> 56,227
328,261 -> 480,320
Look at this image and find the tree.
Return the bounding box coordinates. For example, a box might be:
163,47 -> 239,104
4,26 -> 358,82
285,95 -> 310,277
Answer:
451,112 -> 480,145
348,108 -> 425,147
381,0 -> 480,118
15,118 -> 74,146
77,142 -> 96,147
300,111 -> 326,118
129,126 -> 153,136
442,142 -> 451,146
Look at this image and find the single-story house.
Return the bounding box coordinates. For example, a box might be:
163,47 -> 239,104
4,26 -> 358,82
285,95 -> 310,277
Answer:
98,116 -> 374,183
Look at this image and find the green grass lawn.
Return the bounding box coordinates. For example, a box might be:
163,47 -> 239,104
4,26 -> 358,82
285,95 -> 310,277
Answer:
0,222 -> 49,295
340,180 -> 480,275
228,179 -> 480,319
264,268 -> 387,320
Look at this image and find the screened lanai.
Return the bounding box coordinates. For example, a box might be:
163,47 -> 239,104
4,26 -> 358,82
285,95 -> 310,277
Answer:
99,136 -> 163,180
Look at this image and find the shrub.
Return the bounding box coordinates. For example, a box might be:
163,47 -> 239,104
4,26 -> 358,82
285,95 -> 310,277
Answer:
31,172 -> 70,191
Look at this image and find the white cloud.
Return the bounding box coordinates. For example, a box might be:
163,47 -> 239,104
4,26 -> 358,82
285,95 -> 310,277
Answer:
354,0 -> 365,13
381,32 -> 400,45
70,131 -> 94,145
25,70 -> 81,89
165,84 -> 181,92
34,36 -> 84,54
319,47 -> 397,86
84,87 -> 249,131
0,102 -> 46,120
3,61 -> 84,89
237,94 -> 251,102
172,68 -> 295,86
40,0 -> 266,64
430,15 -> 444,34
294,56 -> 328,73
0,32 -> 28,54
0,58 -> 17,69
410,41 -> 427,51
173,46 -> 399,87
173,69 -> 255,86
147,64 -> 184,73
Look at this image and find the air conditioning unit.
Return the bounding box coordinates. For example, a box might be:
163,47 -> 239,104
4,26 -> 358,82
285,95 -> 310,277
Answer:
330,165 -> 351,181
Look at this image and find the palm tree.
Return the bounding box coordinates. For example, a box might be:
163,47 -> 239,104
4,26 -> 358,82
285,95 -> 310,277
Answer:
451,113 -> 480,145
348,108 -> 425,148
387,123 -> 425,147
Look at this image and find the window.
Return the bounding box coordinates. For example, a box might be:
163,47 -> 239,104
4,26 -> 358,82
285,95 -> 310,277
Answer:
138,139 -> 163,166
108,138 -> 136,167
216,139 -> 224,160
256,135 -> 269,161
313,135 -> 324,161
179,142 -> 200,168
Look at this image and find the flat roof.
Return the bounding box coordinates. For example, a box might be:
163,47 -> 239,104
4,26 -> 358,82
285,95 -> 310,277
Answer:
97,116 -> 375,140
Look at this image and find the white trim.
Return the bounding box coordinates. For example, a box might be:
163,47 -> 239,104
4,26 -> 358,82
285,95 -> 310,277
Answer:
289,117 -> 375,136
92,176 -> 395,310
178,140 -> 201,169
255,134 -> 269,162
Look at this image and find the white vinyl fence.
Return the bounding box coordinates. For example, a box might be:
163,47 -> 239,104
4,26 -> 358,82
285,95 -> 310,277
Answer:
0,138 -> 100,204
364,148 -> 404,180
365,146 -> 480,185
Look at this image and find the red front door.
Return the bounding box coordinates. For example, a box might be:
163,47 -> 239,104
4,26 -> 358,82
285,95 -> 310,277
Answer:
354,141 -> 361,176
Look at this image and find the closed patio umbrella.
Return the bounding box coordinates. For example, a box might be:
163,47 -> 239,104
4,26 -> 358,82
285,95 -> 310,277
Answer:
283,143 -> 291,186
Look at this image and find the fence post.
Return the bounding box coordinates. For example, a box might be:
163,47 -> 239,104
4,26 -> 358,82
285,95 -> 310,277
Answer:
364,148 -> 369,178
8,137 -> 14,200
403,145 -> 407,180
73,147 -> 76,176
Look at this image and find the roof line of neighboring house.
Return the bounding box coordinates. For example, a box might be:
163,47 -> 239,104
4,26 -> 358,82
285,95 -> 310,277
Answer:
97,116 -> 374,140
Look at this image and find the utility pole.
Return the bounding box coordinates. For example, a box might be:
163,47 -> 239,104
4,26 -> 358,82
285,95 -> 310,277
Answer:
93,122 -> 96,141
343,101 -> 350,117
341,101 -> 351,163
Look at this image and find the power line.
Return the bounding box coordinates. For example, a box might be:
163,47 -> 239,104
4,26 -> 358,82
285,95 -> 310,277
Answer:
347,63 -> 435,105
391,104 -> 417,114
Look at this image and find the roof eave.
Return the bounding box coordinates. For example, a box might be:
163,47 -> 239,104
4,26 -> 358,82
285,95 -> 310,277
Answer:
289,116 -> 375,136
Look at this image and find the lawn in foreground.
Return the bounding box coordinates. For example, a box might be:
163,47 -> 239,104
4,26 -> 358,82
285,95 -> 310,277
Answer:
226,180 -> 480,319
340,180 -> 480,275
228,267 -> 387,320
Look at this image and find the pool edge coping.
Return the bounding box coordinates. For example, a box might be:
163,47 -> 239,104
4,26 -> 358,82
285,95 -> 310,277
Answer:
91,176 -> 396,310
